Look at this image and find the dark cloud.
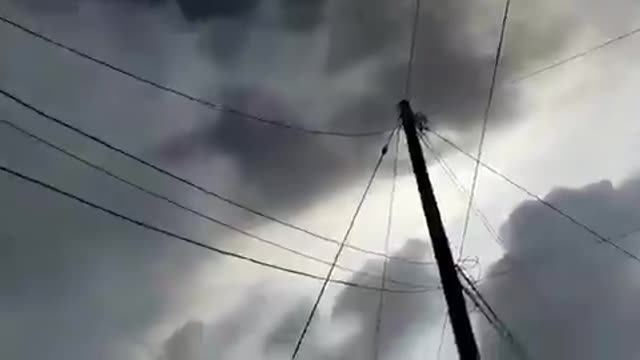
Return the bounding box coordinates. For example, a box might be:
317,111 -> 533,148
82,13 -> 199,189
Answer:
325,0 -> 401,72
151,239 -> 441,360
158,322 -> 204,360
173,0 -> 259,21
160,0 -> 606,217
0,169 -> 206,360
4,0 -> 640,359
263,298 -> 327,359
258,239 -> 441,359
479,176 -> 640,359
330,239 -> 440,359
157,86 -> 395,214
278,0 -> 326,32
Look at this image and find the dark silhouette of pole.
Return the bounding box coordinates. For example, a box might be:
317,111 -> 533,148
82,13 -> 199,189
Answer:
398,100 -> 479,359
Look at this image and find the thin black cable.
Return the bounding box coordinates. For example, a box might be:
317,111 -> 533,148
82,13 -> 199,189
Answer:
0,162 -> 440,294
0,87 -> 434,266
0,14 -> 393,138
291,129 -> 395,359
513,25 -> 640,83
373,128 -> 400,360
422,131 -> 506,360
428,129 -> 640,263
0,119 -> 433,291
607,225 -> 640,243
460,0 -> 512,260
404,0 -> 422,98
436,313 -> 448,360
420,132 -> 506,250
458,267 -> 508,335
459,281 -> 513,358
422,132 -> 555,316
423,131 -> 634,289
458,267 -> 531,360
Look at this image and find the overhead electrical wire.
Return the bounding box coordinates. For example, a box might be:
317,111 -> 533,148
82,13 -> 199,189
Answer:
0,87 -> 434,266
458,283 -> 520,359
373,128 -> 401,360
291,129 -> 396,359
458,266 -> 531,360
459,0 -> 512,261
513,25 -> 640,83
422,131 -> 554,335
0,119 -> 434,291
428,129 -> 640,264
435,313 -> 449,360
608,226 -> 640,243
424,128 -> 640,288
0,162 -> 441,294
404,0 -> 422,98
419,132 -> 505,249
0,14 -> 393,138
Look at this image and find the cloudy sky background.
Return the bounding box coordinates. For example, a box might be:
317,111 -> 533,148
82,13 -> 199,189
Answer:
2,0 -> 640,359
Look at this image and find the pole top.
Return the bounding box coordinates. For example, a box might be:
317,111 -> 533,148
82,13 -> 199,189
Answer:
397,100 -> 414,125
397,99 -> 411,110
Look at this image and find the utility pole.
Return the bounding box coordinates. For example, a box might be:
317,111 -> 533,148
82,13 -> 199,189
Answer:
398,100 -> 479,359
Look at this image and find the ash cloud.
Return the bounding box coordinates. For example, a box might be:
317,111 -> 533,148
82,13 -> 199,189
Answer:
153,239 -> 441,360
479,176 -> 640,359
2,1 -> 640,360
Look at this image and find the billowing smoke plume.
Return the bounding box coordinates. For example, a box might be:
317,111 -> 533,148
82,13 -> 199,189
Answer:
479,176 -> 640,359
154,239 -> 441,360
2,1 -> 638,360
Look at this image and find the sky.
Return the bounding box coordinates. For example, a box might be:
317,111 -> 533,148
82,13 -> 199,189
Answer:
1,0 -> 640,359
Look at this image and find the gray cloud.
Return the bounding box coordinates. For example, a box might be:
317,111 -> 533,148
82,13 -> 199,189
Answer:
3,1 -> 640,360
154,0 -> 622,216
149,239 -> 441,360
158,322 -> 204,360
330,239 -> 440,359
479,176 -> 640,359
259,239 -> 441,359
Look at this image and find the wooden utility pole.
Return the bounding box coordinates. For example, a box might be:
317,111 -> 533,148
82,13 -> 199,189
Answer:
398,100 -> 479,359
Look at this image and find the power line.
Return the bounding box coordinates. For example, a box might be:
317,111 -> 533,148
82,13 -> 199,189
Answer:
458,267 -> 531,360
513,25 -> 640,83
475,222 -> 640,286
421,132 -> 489,360
608,225 -> 640,243
291,129 -> 394,359
0,162 -> 439,294
0,87 -> 434,266
0,119 -> 432,291
428,129 -> 640,264
422,132 -> 555,316
425,128 -> 550,349
420,132 -> 506,250
373,127 -> 401,360
436,314 -> 449,360
460,0 -> 512,261
0,14 -> 393,138
424,132 -> 637,317
404,0 -> 422,98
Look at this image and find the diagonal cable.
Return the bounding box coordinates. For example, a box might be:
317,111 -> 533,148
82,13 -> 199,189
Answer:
458,266 -> 531,360
404,0 -> 422,98
0,87 -> 433,266
0,119 -> 432,290
459,0 -> 512,260
373,127 -> 401,360
291,128 -> 397,359
0,14 -> 393,138
513,25 -> 640,83
0,162 -> 438,294
429,129 -> 640,264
